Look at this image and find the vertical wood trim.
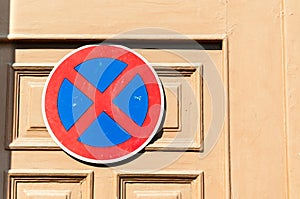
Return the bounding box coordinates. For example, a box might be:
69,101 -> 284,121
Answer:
222,36 -> 232,199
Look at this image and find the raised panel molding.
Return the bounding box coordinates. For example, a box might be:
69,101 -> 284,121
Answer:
9,62 -> 203,151
9,64 -> 56,149
146,63 -> 203,151
118,171 -> 204,199
7,170 -> 94,199
134,191 -> 182,199
24,190 -> 72,199
163,82 -> 182,131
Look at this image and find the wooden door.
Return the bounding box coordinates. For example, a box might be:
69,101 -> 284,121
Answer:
4,38 -> 228,199
1,0 -> 298,199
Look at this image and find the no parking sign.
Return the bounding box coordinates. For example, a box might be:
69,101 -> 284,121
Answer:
42,45 -> 165,164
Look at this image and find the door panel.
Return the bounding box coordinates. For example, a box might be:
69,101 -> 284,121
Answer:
118,172 -> 204,199
9,48 -> 208,151
10,69 -> 53,149
8,170 -> 93,199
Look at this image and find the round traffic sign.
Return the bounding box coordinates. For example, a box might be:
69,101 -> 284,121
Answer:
42,44 -> 165,164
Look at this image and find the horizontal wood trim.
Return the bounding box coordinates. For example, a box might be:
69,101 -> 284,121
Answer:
0,34 -> 225,50
11,62 -> 202,76
6,33 -> 226,41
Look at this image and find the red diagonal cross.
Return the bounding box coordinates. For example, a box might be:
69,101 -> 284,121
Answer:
60,61 -> 152,143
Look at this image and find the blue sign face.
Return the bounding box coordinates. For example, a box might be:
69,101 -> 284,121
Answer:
57,57 -> 149,147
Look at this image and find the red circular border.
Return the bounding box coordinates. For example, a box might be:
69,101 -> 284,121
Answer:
43,45 -> 164,163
